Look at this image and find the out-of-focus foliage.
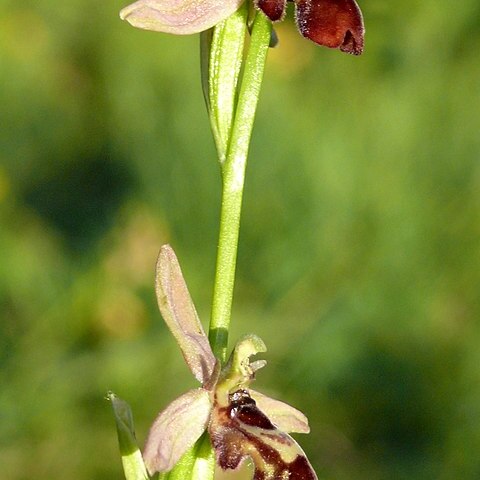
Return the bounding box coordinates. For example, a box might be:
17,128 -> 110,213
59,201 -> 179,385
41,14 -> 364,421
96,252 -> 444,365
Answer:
1,0 -> 479,479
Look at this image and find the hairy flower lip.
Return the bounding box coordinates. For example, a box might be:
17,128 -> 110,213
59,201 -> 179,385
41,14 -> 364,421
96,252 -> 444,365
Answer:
257,0 -> 364,54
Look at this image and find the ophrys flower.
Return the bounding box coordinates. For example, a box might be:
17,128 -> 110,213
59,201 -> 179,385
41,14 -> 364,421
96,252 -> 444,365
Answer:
120,0 -> 364,54
143,245 -> 317,479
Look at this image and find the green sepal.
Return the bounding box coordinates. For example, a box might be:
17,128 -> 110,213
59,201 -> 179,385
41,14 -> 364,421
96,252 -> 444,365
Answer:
200,4 -> 248,163
108,392 -> 150,480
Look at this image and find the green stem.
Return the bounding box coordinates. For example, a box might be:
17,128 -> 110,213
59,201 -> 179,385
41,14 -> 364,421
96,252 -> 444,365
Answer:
209,13 -> 272,362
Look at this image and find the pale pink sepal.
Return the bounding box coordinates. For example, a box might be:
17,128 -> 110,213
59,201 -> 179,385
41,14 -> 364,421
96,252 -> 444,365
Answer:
249,389 -> 310,433
143,388 -> 212,474
120,0 -> 245,35
155,245 -> 216,384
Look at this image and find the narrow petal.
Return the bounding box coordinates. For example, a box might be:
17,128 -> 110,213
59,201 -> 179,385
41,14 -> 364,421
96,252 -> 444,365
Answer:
295,0 -> 364,55
143,388 -> 212,475
249,389 -> 310,433
210,389 -> 317,480
255,0 -> 287,22
155,245 -> 216,384
120,0 -> 245,35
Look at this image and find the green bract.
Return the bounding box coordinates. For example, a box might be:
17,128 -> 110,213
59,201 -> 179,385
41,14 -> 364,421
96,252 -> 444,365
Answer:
108,393 -> 150,480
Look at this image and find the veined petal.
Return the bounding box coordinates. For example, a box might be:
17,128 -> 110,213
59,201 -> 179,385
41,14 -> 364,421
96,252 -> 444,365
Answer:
120,0 -> 245,35
249,389 -> 310,433
155,245 -> 216,384
143,388 -> 212,475
295,0 -> 364,55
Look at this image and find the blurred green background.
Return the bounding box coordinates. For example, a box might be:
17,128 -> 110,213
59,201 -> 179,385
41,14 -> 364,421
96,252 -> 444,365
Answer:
1,0 -> 480,479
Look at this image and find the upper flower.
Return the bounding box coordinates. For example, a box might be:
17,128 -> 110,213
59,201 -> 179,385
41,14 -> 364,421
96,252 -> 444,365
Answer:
120,0 -> 364,54
142,245 -> 317,479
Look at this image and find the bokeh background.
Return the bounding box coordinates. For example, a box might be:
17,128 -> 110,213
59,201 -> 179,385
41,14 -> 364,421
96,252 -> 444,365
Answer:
1,0 -> 480,479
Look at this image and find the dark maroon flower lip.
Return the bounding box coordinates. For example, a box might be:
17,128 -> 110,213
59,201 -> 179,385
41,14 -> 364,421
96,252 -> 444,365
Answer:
211,389 -> 318,480
256,0 -> 365,55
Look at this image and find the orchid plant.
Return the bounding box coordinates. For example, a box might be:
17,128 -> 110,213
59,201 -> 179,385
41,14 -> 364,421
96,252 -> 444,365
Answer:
110,1 -> 365,479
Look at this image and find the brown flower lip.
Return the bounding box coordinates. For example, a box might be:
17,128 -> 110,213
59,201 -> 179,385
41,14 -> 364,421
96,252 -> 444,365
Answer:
210,388 -> 318,480
256,0 -> 365,55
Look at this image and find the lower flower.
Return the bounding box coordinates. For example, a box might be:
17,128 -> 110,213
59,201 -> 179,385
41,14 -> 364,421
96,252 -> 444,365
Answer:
142,245 -> 317,479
